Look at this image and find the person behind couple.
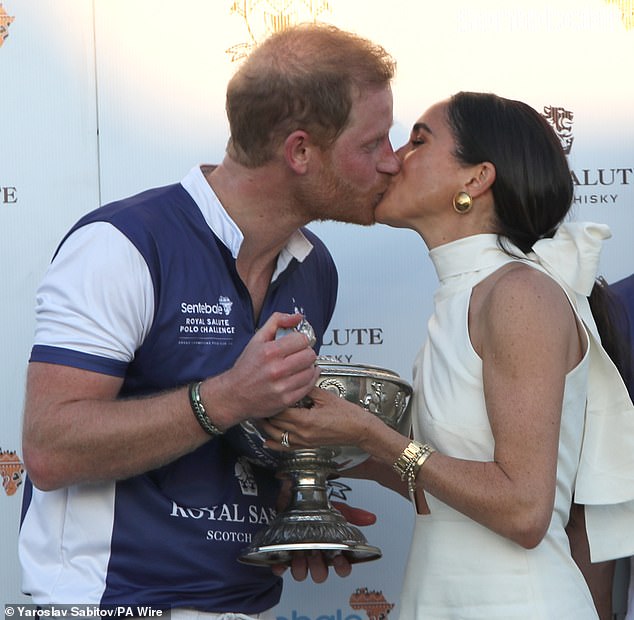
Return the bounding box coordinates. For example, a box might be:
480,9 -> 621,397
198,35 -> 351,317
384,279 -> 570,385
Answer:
609,272 -> 634,619
262,91 -> 634,619
18,23 -> 400,618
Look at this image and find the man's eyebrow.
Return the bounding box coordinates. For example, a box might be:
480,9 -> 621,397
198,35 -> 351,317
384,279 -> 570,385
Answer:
412,122 -> 432,134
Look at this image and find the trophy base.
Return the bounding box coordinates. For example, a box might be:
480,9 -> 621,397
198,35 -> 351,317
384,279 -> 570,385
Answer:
238,449 -> 384,567
239,541 -> 382,566
239,507 -> 381,566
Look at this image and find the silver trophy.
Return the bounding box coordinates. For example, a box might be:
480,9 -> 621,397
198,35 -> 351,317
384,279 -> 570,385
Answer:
228,352 -> 412,567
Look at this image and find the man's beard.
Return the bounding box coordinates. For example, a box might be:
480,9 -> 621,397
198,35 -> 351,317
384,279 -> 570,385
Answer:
296,161 -> 380,227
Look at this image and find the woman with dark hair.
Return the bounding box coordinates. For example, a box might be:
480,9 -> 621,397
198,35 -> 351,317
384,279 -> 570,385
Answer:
261,91 -> 634,618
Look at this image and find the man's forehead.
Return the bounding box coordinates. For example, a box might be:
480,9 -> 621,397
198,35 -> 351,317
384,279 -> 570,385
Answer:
347,86 -> 394,130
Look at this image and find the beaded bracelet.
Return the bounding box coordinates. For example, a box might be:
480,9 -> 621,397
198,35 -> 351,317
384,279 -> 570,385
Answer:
188,381 -> 225,437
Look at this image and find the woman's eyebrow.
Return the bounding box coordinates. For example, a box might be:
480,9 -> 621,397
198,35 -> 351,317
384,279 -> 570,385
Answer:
412,121 -> 433,135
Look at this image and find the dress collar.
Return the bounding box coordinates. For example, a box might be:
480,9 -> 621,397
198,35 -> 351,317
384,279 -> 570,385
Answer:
429,234 -> 504,284
428,222 -> 611,297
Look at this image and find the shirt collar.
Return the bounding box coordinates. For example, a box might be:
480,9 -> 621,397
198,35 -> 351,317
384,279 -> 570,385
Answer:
181,165 -> 313,281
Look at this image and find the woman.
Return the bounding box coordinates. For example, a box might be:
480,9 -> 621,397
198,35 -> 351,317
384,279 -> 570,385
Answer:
262,92 -> 634,618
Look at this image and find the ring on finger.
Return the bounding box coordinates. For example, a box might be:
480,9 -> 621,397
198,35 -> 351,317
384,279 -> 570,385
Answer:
280,430 -> 290,448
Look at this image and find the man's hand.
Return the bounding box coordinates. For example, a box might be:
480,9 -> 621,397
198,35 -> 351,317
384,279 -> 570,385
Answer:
271,501 -> 377,583
272,550 -> 352,583
332,501 -> 377,526
208,312 -> 320,428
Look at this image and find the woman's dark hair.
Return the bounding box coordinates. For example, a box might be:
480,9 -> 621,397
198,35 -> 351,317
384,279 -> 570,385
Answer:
445,91 -> 630,378
590,278 -> 633,388
445,91 -> 573,254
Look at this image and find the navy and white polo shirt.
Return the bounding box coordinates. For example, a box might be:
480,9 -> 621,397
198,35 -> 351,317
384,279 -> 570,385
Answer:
19,166 -> 338,612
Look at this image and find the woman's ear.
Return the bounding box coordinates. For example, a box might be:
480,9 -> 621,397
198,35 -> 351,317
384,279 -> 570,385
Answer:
466,162 -> 496,199
283,130 -> 312,175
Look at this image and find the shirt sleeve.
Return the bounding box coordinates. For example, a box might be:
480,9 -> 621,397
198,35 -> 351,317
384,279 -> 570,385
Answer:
30,221 -> 154,374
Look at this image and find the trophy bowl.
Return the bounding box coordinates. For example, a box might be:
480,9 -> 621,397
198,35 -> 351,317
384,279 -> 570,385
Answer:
227,357 -> 412,567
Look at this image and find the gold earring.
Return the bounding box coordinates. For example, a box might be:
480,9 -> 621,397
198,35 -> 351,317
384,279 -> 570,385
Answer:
452,191 -> 473,214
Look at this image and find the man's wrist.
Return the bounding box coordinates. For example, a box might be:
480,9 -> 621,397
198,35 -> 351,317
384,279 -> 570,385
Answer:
187,381 -> 225,437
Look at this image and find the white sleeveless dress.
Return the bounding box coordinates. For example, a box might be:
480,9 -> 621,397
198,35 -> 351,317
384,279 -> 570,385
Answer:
398,233 -> 598,619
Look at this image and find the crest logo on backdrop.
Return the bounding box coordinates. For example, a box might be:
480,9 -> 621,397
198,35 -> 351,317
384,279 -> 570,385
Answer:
227,0 -> 332,61
604,0 -> 634,30
542,104 -> 632,206
542,106 -> 574,155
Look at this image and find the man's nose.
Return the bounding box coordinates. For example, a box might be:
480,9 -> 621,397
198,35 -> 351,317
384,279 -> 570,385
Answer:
378,144 -> 401,175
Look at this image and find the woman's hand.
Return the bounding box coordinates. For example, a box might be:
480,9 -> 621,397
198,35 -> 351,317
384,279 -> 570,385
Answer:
260,386 -> 368,452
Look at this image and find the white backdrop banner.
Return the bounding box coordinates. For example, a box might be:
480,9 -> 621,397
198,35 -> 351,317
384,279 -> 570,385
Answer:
0,0 -> 100,609
1,1 -> 633,618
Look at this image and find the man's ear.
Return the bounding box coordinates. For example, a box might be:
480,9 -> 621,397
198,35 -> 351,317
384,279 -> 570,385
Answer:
466,161 -> 496,199
283,130 -> 312,175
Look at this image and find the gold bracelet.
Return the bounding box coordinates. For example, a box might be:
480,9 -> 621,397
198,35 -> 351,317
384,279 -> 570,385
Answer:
188,381 -> 224,437
393,440 -> 425,480
393,440 -> 436,503
408,443 -> 435,492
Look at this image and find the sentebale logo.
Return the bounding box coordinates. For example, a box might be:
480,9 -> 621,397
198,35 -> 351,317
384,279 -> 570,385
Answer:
0,449 -> 24,496
349,587 -> 395,620
0,2 -> 14,47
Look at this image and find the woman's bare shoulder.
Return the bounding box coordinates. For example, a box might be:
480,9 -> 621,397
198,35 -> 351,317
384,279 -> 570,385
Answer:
470,262 -> 575,355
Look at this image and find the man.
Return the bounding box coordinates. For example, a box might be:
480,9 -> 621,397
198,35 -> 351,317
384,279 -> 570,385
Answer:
611,273 -> 634,620
611,274 -> 634,401
19,23 -> 399,618
565,275 -> 634,620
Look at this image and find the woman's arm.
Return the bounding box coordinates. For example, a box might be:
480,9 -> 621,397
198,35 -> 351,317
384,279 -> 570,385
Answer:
264,265 -> 583,547
403,266 -> 582,545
